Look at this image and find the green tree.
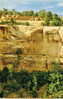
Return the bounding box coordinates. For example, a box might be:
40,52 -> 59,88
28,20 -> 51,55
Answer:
1,67 -> 10,82
48,71 -> 63,95
31,74 -> 37,97
38,10 -> 46,19
0,91 -> 4,98
10,18 -> 16,25
47,11 -> 53,20
3,8 -> 10,16
50,19 -> 62,26
34,12 -> 38,16
12,9 -> 16,16
13,70 -> 31,89
50,13 -> 62,26
44,11 -> 53,25
53,14 -> 59,20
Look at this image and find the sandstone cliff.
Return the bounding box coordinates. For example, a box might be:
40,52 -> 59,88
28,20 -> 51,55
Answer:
0,25 -> 63,71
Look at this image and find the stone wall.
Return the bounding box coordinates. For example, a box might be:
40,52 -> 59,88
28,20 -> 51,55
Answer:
0,25 -> 63,71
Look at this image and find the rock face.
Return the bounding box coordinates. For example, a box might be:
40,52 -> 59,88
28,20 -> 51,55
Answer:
23,26 -> 63,70
0,25 -> 63,71
43,27 -> 63,64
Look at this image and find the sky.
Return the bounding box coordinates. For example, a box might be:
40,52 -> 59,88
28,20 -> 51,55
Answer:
0,0 -> 63,15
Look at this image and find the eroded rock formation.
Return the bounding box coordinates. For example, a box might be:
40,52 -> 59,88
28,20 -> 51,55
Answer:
0,25 -> 63,71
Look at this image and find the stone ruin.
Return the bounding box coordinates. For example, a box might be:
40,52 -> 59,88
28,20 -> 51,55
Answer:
0,25 -> 63,71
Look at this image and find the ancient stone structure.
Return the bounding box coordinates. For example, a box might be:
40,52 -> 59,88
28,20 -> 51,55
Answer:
0,25 -> 63,71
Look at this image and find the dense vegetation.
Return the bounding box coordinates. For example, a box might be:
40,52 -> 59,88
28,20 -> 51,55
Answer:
0,67 -> 63,98
0,9 -> 63,26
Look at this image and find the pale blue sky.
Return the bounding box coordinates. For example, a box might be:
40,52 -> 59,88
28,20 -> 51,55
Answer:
0,0 -> 63,15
